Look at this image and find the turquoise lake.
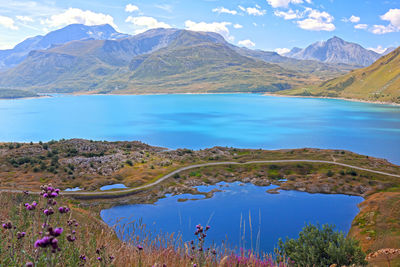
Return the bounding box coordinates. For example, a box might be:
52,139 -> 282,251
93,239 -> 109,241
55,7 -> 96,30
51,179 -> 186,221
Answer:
1,93 -> 397,252
100,182 -> 363,253
0,94 -> 399,164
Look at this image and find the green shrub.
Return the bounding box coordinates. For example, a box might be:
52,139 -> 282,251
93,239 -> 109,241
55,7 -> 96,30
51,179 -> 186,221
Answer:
276,224 -> 367,267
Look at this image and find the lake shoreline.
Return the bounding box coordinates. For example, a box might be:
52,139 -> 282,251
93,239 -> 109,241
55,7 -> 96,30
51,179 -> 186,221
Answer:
2,91 -> 399,106
264,92 -> 400,106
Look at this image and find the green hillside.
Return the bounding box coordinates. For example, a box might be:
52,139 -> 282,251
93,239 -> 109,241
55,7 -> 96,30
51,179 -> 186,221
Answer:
0,89 -> 38,99
281,47 -> 400,103
0,29 -> 319,94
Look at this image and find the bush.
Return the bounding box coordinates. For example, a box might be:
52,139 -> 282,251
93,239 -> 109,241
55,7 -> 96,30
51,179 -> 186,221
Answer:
276,224 -> 367,267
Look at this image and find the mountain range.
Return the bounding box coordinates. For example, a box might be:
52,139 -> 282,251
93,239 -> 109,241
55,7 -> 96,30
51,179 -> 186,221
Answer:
282,47 -> 400,103
0,24 -> 396,99
284,36 -> 382,67
0,24 -> 128,70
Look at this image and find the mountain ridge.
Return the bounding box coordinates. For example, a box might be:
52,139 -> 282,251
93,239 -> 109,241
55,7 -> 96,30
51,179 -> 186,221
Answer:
281,46 -> 400,104
0,28 -> 316,94
0,24 -> 129,70
284,36 -> 381,66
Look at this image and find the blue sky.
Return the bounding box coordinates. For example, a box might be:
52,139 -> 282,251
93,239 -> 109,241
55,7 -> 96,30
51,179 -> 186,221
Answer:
0,0 -> 399,53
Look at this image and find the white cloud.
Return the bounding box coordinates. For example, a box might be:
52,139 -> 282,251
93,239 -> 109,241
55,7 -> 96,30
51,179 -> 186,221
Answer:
274,9 -> 302,20
126,16 -> 171,34
381,8 -> 400,28
349,15 -> 360,23
238,5 -> 266,16
154,4 -> 173,13
274,48 -> 290,54
0,15 -> 18,30
238,39 -> 255,48
184,20 -> 233,41
43,8 -> 117,29
354,23 -> 367,30
16,15 -> 34,22
266,0 -> 306,8
233,23 -> 243,29
370,24 -> 396,34
370,9 -> 400,34
368,45 -> 387,54
297,8 -> 335,31
125,4 -> 139,13
212,7 -> 237,15
343,15 -> 360,23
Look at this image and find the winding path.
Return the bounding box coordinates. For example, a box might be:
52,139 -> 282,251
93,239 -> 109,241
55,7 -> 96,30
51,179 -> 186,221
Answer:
1,159 -> 399,198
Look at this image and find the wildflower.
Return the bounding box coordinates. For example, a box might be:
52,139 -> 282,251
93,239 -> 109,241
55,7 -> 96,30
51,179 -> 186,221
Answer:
51,238 -> 59,249
58,206 -> 70,214
32,201 -> 37,207
97,257 -> 102,261
17,232 -> 26,239
50,192 -> 58,198
109,256 -> 115,261
49,227 -> 63,237
2,222 -> 12,229
206,225 -> 210,231
35,236 -> 51,248
43,208 -> 54,216
67,234 -> 76,242
80,255 -> 87,261
137,245 -> 143,250
25,262 -> 33,267
43,193 -> 49,198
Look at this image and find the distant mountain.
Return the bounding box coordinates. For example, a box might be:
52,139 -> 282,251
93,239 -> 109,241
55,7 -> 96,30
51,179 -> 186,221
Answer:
0,24 -> 129,70
282,47 -> 400,103
382,47 -> 396,56
233,47 -> 357,79
284,36 -> 381,66
0,28 -> 313,94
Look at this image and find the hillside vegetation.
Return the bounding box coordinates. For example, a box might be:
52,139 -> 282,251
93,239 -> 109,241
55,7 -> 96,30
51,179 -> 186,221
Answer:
0,89 -> 38,99
282,47 -> 400,103
0,29 -> 355,96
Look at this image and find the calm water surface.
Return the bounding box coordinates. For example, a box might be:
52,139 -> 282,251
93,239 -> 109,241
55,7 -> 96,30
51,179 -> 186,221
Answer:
0,94 -> 399,163
100,182 -> 363,253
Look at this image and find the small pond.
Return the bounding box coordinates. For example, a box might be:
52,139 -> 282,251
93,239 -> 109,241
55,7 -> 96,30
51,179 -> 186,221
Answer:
64,187 -> 82,192
100,182 -> 363,253
100,184 -> 127,191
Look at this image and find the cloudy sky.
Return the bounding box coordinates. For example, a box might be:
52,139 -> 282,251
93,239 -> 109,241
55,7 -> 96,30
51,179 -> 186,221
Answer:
0,0 -> 399,53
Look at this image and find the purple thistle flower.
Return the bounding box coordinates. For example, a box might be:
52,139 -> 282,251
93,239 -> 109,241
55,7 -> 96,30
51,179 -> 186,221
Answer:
97,257 -> 102,261
50,192 -> 58,198
80,255 -> 87,261
51,238 -> 58,249
2,222 -> 12,229
51,227 -> 63,237
55,188 -> 60,193
32,201 -> 37,207
137,245 -> 143,250
43,193 -> 49,198
25,262 -> 33,267
43,208 -> 54,216
17,232 -> 26,239
67,235 -> 76,242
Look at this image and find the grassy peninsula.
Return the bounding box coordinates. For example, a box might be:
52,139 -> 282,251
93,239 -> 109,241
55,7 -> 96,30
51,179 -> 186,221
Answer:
0,139 -> 400,265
